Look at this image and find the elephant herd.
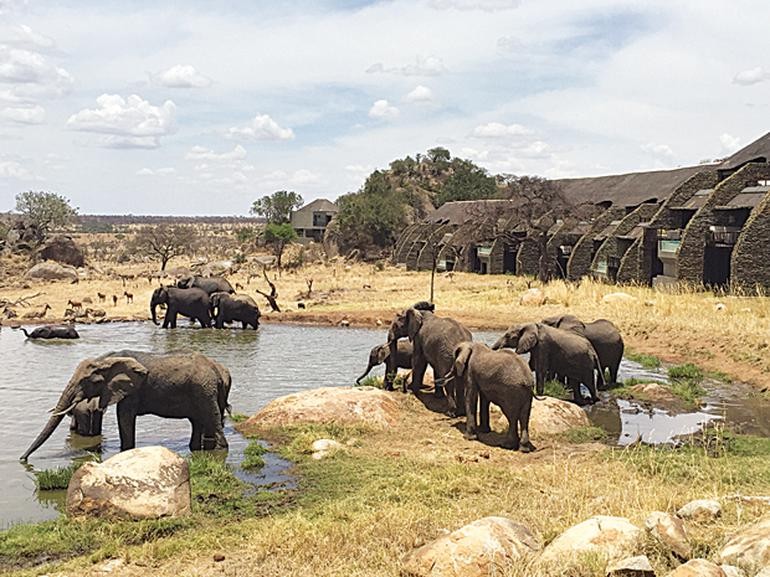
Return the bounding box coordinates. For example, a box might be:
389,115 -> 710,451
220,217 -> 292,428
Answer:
359,304 -> 624,452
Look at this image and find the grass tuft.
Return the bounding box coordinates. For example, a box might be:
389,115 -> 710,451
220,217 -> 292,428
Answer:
241,439 -> 267,471
34,465 -> 78,491
668,363 -> 706,407
562,426 -> 607,444
625,351 -> 662,369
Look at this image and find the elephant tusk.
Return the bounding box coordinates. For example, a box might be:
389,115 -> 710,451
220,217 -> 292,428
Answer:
50,401 -> 78,417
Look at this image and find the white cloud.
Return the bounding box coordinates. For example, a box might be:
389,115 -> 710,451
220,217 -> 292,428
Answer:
404,85 -> 433,103
227,113 -> 294,141
136,167 -> 154,176
368,99 -> 399,119
155,64 -> 211,88
186,144 -> 247,162
67,94 -> 176,148
2,24 -> 56,50
720,133 -> 741,153
366,55 -> 445,76
641,142 -> 675,159
429,0 -> 521,10
472,122 -> 532,138
0,103 -> 44,123
0,159 -> 34,180
290,168 -> 319,184
732,66 -> 769,86
0,46 -> 73,94
137,166 -> 176,176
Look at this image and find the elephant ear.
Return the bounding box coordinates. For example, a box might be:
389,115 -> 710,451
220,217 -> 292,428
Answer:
516,324 -> 538,354
375,344 -> 391,364
91,357 -> 149,410
453,342 -> 473,378
406,308 -> 423,340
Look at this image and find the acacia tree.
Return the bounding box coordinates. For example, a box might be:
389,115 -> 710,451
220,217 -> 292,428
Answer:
15,191 -> 78,242
250,190 -> 304,224
435,159 -> 497,207
130,224 -> 197,270
263,222 -> 297,271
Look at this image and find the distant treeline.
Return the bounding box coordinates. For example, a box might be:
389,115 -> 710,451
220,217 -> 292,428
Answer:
78,214 -> 265,226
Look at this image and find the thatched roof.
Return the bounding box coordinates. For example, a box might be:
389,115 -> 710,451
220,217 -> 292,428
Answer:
427,199 -> 516,225
720,132 -> 770,170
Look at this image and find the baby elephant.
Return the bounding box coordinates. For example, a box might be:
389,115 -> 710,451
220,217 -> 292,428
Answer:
447,342 -> 536,452
356,340 -> 413,386
16,325 -> 80,339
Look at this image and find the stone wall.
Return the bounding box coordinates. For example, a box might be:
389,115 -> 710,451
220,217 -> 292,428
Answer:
731,190 -> 770,290
566,207 -> 625,280
589,203 -> 659,281
678,163 -> 770,284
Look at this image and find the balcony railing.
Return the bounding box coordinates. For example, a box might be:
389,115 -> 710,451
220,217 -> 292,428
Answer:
706,226 -> 741,246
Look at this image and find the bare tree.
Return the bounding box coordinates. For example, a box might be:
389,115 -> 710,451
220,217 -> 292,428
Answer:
130,225 -> 197,270
255,268 -> 281,312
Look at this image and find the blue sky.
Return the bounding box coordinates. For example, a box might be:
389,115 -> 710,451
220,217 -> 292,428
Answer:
1,0 -> 769,215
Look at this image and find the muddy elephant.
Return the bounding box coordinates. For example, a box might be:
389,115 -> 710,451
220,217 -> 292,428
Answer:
356,340 -> 413,386
446,341 -> 536,452
177,275 -> 234,295
542,314 -> 624,384
388,307 -> 472,416
21,350 -> 231,460
151,286 -> 211,328
210,292 -> 260,329
492,323 -> 603,405
16,325 -> 79,339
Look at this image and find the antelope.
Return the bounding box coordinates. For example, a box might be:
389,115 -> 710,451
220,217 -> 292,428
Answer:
112,295 -> 118,306
124,291 -> 133,304
67,299 -> 83,311
97,292 -> 106,302
23,304 -> 52,319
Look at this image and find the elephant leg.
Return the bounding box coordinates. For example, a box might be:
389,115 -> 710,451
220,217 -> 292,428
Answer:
116,400 -> 138,451
478,392 -> 491,433
567,377 -> 585,405
503,405 -> 520,451
241,321 -> 247,329
586,370 -> 600,403
411,356 -> 427,394
162,308 -> 171,328
190,420 -> 203,451
518,393 -> 535,453
610,362 -> 619,386
200,404 -> 227,450
454,376 -> 467,418
464,382 -> 478,440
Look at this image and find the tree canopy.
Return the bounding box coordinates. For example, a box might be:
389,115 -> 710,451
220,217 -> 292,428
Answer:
15,191 -> 78,240
264,222 -> 298,270
129,224 -> 198,270
434,159 -> 497,207
250,190 -> 304,224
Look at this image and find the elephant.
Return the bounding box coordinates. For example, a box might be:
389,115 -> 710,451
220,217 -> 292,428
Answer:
69,397 -> 103,436
542,314 -> 624,384
20,350 -> 231,460
151,286 -> 211,328
446,341 -> 536,452
387,307 -> 472,416
16,325 -> 79,339
356,340 -> 413,386
492,323 -> 603,405
209,291 -> 260,329
177,275 -> 234,295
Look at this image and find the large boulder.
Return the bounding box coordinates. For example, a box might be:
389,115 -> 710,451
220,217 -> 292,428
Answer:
519,288 -> 547,306
496,396 -> 590,437
665,559 -> 726,577
606,555 -> 656,577
540,516 -> 642,563
39,235 -> 85,267
677,499 -> 721,521
66,446 -> 191,519
238,386 -> 400,433
402,517 -> 541,577
602,292 -> 637,305
25,261 -> 79,282
719,516 -> 770,568
645,511 -> 691,560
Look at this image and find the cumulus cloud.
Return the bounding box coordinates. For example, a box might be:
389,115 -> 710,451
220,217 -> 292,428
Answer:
67,94 -> 176,148
137,167 -> 176,176
732,66 -> 769,86
154,64 -> 211,88
0,46 -> 73,94
0,159 -> 34,180
366,55 -> 445,76
0,103 -> 44,123
186,144 -> 247,162
2,24 -> 55,50
641,142 -> 675,160
720,133 -> 741,153
428,0 -> 521,10
368,99 -> 399,119
404,85 -> 433,103
227,113 -> 295,141
472,122 -> 532,138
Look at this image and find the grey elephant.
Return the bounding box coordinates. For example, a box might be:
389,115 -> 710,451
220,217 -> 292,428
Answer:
21,350 -> 231,460
69,397 -> 103,436
492,323 -> 603,405
151,286 -> 211,328
210,292 -> 260,329
177,275 -> 234,295
446,341 -> 536,452
387,307 -> 472,416
16,325 -> 79,339
542,314 -> 624,384
356,340 -> 413,386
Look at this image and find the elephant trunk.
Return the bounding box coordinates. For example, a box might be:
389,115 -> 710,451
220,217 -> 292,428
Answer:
356,362 -> 374,385
21,383 -> 82,460
151,301 -> 159,325
490,337 -> 504,350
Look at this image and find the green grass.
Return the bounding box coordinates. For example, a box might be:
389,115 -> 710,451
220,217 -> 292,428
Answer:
667,363 -> 706,407
241,439 -> 267,471
229,412 -> 249,423
668,363 -> 703,381
33,465 -> 79,491
561,426 -> 607,444
542,379 -> 570,400
625,350 -> 662,369
355,375 -> 384,388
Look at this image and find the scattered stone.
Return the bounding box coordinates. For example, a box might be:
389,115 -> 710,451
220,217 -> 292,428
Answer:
628,383 -> 686,412
311,438 -> 343,460
66,446 -> 191,519
95,558 -> 124,573
719,516 -> 770,568
519,287 -> 547,306
714,302 -> 727,312
753,567 -> 770,577
540,516 -> 643,563
402,516 -> 541,577
602,292 -> 637,304
665,559 -> 726,577
213,554 -> 225,563
39,235 -> 85,267
339,319 -> 350,327
677,499 -> 721,521
719,565 -> 747,577
645,511 -> 691,560
606,555 -> 656,577
25,261 -> 79,282
238,386 -> 400,433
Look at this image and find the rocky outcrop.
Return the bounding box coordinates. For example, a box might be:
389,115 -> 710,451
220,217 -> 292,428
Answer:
66,446 -> 191,519
540,516 -> 642,563
665,559 -> 726,577
720,565 -> 747,577
25,261 -> 79,282
39,235 -> 85,267
238,386 -> 400,433
677,499 -> 721,521
606,555 -> 656,577
402,517 -> 541,577
719,516 -> 770,568
645,511 -> 691,560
